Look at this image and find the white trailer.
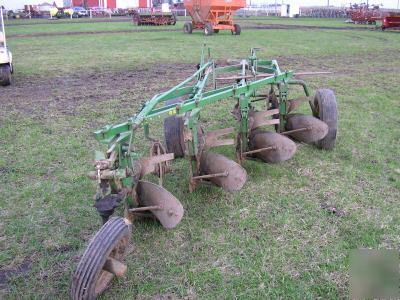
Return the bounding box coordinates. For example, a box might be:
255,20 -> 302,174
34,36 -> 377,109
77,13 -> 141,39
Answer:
0,7 -> 13,86
280,3 -> 300,18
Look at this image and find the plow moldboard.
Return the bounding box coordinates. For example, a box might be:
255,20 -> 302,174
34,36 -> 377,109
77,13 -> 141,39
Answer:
285,114 -> 328,143
249,130 -> 297,163
200,151 -> 247,192
137,180 -> 184,229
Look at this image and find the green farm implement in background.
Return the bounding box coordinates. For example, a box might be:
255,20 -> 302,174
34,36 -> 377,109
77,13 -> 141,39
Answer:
70,47 -> 338,300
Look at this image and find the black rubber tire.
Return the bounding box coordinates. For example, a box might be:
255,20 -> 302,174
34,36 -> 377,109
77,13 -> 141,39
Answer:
231,24 -> 241,35
183,22 -> 192,34
164,98 -> 185,158
313,89 -> 338,150
171,15 -> 177,25
70,217 -> 131,300
214,29 -> 219,33
204,23 -> 213,36
0,65 -> 12,86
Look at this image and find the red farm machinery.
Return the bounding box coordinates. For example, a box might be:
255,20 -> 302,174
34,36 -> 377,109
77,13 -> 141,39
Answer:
347,3 -> 400,30
347,3 -> 383,24
381,12 -> 400,30
132,9 -> 177,26
183,0 -> 246,35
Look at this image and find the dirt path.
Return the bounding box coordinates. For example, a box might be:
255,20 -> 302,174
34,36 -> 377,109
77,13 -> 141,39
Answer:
0,64 -> 194,121
4,17 -> 132,26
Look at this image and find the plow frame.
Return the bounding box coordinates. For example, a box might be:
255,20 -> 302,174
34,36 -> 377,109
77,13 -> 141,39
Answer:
72,48 -> 338,299
92,48 -> 310,219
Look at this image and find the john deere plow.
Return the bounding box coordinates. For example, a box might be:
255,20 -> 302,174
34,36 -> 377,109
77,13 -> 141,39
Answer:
70,47 -> 338,299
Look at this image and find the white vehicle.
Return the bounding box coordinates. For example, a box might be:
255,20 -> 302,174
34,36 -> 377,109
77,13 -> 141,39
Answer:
0,7 -> 13,86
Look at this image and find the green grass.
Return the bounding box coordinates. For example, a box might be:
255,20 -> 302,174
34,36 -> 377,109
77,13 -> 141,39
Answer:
235,16 -> 367,27
1,17 -> 399,299
7,27 -> 398,76
4,16 -> 371,36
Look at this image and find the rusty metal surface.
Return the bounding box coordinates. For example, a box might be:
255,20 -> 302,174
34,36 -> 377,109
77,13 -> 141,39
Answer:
249,109 -> 280,130
249,130 -> 297,163
138,153 -> 174,177
200,151 -> 247,192
285,114 -> 328,143
137,180 -> 184,229
204,127 -> 235,149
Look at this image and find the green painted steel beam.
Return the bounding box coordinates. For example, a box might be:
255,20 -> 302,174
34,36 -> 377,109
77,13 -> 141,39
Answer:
93,53 -> 302,147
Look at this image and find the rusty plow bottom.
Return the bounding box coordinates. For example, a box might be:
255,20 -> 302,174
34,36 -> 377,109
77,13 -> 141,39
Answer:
200,151 -> 248,193
285,114 -> 328,143
248,130 -> 297,163
135,180 -> 184,229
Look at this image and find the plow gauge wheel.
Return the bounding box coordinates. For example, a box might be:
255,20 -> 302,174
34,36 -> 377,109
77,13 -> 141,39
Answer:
313,89 -> 338,150
70,217 -> 131,300
164,98 -> 185,157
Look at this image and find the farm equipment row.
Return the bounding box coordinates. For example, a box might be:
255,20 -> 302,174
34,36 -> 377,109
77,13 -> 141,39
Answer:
300,7 -> 347,18
132,10 -> 176,26
70,47 -> 338,299
347,3 -> 383,24
347,3 -> 400,29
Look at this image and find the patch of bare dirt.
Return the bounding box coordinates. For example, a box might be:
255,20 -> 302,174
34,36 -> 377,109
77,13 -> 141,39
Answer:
321,202 -> 346,217
7,28 -> 180,39
0,64 -> 194,122
0,258 -> 32,288
5,17 -> 131,27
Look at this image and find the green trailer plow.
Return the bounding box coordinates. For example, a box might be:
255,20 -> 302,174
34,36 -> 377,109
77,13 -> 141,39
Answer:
70,47 -> 338,299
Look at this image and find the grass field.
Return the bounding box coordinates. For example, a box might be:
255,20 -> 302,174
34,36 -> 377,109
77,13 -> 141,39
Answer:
1,17 -> 399,299
4,16 -> 372,36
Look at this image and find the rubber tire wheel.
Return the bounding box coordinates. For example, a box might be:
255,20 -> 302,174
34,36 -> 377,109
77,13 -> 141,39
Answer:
183,22 -> 192,34
231,24 -> 241,35
313,89 -> 338,150
214,29 -> 219,33
171,15 -> 177,25
164,98 -> 185,158
70,217 -> 131,300
0,65 -> 12,86
204,23 -> 213,36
